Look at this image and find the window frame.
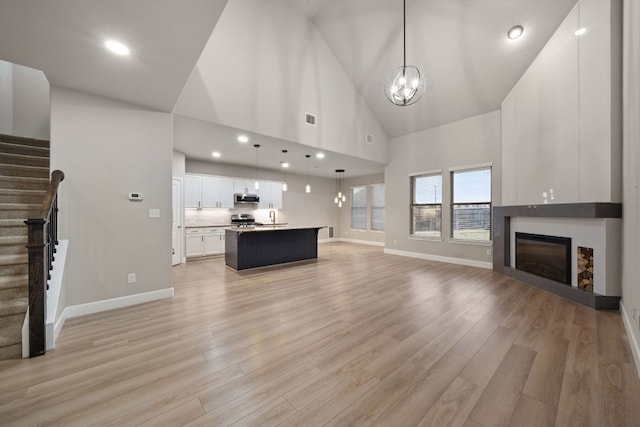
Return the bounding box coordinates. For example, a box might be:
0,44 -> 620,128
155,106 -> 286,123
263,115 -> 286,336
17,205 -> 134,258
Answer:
350,185 -> 368,230
410,171 -> 443,239
370,183 -> 385,232
449,165 -> 492,243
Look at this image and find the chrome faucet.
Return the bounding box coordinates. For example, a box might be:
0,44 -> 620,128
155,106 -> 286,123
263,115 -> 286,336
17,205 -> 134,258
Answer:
269,210 -> 276,225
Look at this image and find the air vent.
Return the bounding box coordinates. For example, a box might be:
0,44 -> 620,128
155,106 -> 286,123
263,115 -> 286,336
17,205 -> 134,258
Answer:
305,113 -> 317,126
365,133 -> 374,144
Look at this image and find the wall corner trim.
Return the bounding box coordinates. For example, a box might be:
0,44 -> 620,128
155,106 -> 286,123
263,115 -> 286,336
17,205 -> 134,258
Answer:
620,302 -> 640,379
63,288 -> 175,321
384,248 -> 492,270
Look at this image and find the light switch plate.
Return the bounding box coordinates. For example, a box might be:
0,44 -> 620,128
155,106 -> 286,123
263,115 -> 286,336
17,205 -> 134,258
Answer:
149,209 -> 160,218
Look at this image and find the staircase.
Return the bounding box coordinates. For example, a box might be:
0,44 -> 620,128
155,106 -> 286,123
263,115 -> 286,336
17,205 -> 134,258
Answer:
0,134 -> 49,360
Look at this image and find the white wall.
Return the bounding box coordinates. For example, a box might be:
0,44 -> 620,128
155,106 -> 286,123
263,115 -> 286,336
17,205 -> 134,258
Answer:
172,150 -> 186,178
50,87 -> 173,307
622,0 -> 640,374
0,60 -> 49,140
184,160 -> 339,240
174,0 -> 388,164
501,0 -> 622,205
384,110 -> 501,265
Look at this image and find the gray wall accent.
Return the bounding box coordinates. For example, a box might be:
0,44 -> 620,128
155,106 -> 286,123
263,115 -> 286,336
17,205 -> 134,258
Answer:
385,110 -> 501,264
622,0 -> 640,368
0,60 -> 13,135
50,87 -> 173,306
0,60 -> 50,140
12,63 -> 49,140
172,150 -> 186,177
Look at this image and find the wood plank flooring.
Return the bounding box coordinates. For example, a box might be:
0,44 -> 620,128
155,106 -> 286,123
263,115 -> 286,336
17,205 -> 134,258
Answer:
0,242 -> 639,426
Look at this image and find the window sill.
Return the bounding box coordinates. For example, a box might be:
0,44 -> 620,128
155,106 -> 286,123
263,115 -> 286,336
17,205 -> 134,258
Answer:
448,238 -> 492,246
409,235 -> 444,242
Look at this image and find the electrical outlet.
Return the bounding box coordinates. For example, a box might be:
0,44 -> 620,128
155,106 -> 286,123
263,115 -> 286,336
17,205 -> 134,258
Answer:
148,209 -> 160,218
127,273 -> 136,284
633,307 -> 638,321
486,248 -> 492,256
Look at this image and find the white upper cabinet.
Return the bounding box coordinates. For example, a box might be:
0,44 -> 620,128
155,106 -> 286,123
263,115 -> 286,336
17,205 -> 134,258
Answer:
185,175 -> 234,208
202,176 -> 234,208
184,175 -> 202,208
258,181 -> 283,209
234,179 -> 255,195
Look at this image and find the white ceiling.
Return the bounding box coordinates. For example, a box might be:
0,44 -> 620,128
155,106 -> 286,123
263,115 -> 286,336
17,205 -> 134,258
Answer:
0,0 -> 578,178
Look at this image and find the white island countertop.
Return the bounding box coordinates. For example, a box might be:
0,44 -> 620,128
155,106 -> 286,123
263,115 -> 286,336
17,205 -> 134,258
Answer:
225,225 -> 327,233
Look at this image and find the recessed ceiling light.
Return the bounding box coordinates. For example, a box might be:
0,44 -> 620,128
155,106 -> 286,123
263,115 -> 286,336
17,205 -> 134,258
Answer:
507,25 -> 524,40
211,151 -> 221,158
104,40 -> 130,56
574,28 -> 587,37
237,135 -> 249,143
316,152 -> 325,159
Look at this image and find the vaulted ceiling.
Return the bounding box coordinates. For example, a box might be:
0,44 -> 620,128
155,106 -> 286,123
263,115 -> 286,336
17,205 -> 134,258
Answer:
0,0 -> 578,177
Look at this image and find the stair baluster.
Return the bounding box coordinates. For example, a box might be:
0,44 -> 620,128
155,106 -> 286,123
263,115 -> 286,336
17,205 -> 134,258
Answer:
25,170 -> 64,357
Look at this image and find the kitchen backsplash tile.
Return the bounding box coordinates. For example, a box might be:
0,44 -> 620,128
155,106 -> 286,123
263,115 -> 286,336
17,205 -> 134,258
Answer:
185,208 -> 285,226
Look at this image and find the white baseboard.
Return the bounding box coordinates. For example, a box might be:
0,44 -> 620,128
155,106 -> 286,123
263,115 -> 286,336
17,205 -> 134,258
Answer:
337,238 -> 385,247
620,302 -> 640,379
383,248 -> 492,269
64,288 -> 174,320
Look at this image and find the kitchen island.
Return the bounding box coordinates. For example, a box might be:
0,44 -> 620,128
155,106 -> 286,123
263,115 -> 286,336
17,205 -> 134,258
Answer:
225,226 -> 325,271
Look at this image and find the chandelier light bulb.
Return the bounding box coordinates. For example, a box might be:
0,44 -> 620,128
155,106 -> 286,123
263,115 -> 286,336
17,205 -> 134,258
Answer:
338,200 -> 342,208
334,196 -> 338,204
342,194 -> 346,202
254,180 -> 259,190
305,184 -> 311,193
282,182 -> 287,192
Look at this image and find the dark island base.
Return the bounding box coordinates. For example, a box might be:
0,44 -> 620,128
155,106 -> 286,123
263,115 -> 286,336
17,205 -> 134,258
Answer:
225,228 -> 320,271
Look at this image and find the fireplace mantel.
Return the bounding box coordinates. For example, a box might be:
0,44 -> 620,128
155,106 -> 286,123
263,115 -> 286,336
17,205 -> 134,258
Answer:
493,203 -> 622,309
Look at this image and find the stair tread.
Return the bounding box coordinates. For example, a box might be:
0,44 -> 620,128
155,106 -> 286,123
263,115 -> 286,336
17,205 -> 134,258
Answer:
0,134 -> 49,148
0,236 -> 27,245
0,298 -> 28,315
0,189 -> 46,196
0,274 -> 27,289
0,203 -> 41,210
0,175 -> 49,183
0,254 -> 27,266
0,219 -> 27,226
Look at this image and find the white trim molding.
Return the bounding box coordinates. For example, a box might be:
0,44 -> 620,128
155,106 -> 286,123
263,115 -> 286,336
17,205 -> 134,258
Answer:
620,302 -> 640,379
64,288 -> 174,320
384,248 -> 492,269
339,238 -> 385,247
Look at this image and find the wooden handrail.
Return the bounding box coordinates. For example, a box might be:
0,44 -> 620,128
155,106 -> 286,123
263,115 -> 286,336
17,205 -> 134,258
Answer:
25,169 -> 65,357
37,169 -> 64,219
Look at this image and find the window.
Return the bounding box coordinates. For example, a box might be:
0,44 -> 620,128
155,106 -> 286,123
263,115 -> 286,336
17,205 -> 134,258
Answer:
351,186 -> 367,229
411,173 -> 442,238
451,167 -> 491,241
370,184 -> 385,231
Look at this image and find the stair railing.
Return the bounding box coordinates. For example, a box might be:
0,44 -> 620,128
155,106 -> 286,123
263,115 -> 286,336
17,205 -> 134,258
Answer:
25,169 -> 65,357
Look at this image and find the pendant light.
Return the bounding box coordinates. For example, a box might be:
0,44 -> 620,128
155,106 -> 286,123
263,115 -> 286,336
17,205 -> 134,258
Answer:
281,149 -> 288,192
305,155 -> 311,193
384,0 -> 426,106
253,144 -> 260,190
334,169 -> 347,208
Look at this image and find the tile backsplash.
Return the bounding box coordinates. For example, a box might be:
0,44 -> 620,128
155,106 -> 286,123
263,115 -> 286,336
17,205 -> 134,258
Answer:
185,208 -> 285,226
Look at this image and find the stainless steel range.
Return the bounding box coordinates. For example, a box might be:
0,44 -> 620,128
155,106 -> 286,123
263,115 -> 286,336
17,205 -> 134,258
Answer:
231,213 -> 261,227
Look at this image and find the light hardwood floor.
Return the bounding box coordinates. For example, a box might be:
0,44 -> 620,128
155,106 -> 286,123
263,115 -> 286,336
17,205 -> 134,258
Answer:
0,242 -> 639,426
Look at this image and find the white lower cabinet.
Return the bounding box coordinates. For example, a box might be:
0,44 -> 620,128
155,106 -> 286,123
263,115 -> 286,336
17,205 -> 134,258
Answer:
186,228 -> 225,257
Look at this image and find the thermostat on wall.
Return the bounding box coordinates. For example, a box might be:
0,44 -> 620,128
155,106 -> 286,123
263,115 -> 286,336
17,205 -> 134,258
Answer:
129,192 -> 143,201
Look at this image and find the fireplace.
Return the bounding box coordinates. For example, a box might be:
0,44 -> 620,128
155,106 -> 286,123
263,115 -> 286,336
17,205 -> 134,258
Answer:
515,232 -> 571,284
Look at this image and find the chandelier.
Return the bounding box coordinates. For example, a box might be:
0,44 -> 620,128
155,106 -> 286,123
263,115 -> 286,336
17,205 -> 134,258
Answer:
384,0 -> 426,106
334,169 -> 346,208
